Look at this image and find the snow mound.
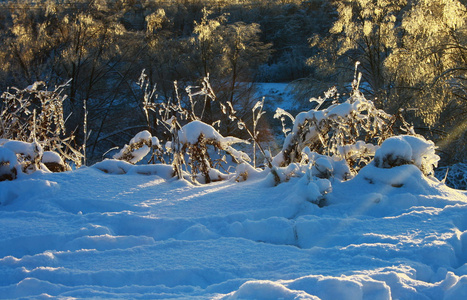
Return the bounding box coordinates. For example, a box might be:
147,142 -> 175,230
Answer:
221,274 -> 393,300
221,280 -> 319,300
92,159 -> 174,178
41,151 -> 63,164
374,135 -> 439,175
178,120 -> 246,147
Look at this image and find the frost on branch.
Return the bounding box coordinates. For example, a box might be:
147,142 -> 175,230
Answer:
274,107 -> 294,137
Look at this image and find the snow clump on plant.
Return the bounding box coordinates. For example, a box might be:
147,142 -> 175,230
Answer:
113,130 -> 153,164
373,135 -> 439,176
0,139 -> 69,180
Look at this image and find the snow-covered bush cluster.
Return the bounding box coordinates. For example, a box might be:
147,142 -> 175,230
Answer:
0,81 -> 82,179
1,72 -> 447,201
111,122 -> 250,183
101,70 -> 445,205
0,139 -> 67,180
111,72 -> 253,183
273,85 -> 414,176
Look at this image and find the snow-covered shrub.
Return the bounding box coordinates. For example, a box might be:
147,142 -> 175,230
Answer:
1,140 -> 42,174
178,121 -> 250,183
0,138 -> 70,180
112,121 -> 250,184
137,71 -> 258,184
139,71 -> 220,181
300,147 -> 351,180
112,130 -> 167,170
273,87 -> 413,177
42,151 -> 67,172
259,161 -> 333,205
0,81 -> 83,170
296,168 -> 332,207
373,135 -> 439,176
113,130 -> 152,164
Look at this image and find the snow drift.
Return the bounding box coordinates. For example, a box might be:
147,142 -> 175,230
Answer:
1,147 -> 467,299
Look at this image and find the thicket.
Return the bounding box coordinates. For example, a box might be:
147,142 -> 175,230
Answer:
0,64 -> 441,207
90,69 -> 439,208
0,81 -> 81,179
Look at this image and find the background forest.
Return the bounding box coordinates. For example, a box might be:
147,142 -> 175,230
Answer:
0,0 -> 466,168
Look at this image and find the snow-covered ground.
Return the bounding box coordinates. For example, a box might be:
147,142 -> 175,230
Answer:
254,82 -> 297,112
1,158 -> 467,299
1,81 -> 467,299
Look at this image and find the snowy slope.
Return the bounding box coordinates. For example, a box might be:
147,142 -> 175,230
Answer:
1,162 -> 467,299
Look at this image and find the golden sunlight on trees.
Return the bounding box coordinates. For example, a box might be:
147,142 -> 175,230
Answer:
191,7 -> 227,79
0,0 -> 465,165
0,0 -> 152,161
307,0 -> 467,163
385,0 -> 467,125
308,0 -> 405,98
385,0 -> 467,163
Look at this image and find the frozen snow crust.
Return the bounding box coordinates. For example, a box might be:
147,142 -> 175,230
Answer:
1,158 -> 467,299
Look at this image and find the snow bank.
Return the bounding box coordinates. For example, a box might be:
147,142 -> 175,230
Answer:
221,280 -> 318,300
92,159 -> 133,174
221,275 -> 392,300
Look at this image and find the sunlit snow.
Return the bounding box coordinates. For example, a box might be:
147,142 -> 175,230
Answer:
1,156 -> 467,299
